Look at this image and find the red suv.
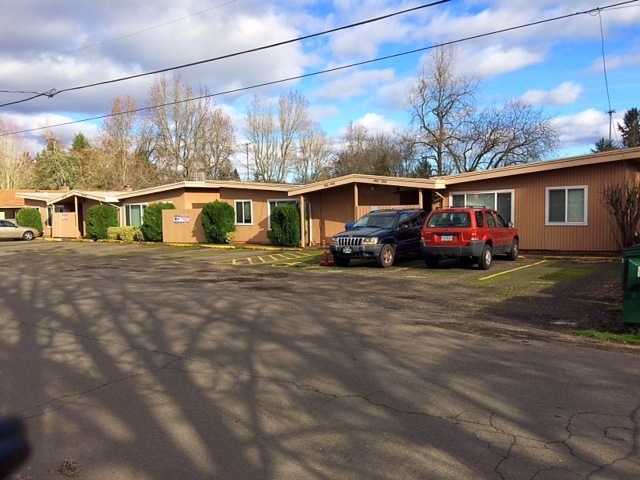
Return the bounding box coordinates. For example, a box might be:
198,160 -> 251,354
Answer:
420,207 -> 519,270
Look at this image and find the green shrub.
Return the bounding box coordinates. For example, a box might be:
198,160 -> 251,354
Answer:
16,208 -> 43,234
225,231 -> 237,244
270,204 -> 300,247
201,201 -> 236,244
141,203 -> 175,242
86,204 -> 118,240
107,227 -> 119,240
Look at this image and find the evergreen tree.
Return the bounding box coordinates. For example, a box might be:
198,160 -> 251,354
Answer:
618,108 -> 640,148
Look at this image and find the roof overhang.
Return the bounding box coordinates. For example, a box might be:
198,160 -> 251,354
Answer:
442,147 -> 640,185
287,174 -> 445,196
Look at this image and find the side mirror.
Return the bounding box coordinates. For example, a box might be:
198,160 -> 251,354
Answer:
345,221 -> 355,230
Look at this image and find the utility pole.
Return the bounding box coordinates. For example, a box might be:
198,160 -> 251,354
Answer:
244,142 -> 251,181
607,109 -> 616,141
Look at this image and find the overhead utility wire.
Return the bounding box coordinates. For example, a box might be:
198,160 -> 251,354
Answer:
2,0 -> 637,138
0,0 -> 449,109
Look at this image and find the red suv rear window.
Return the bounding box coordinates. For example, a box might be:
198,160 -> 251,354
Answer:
426,212 -> 471,228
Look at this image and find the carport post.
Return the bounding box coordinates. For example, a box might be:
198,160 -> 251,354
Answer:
298,195 -> 305,247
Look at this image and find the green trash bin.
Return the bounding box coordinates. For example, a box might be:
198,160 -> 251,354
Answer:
622,244 -> 640,330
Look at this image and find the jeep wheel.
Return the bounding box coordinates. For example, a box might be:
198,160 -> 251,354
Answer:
477,244 -> 493,270
376,244 -> 395,268
424,255 -> 439,268
506,239 -> 519,261
333,256 -> 350,267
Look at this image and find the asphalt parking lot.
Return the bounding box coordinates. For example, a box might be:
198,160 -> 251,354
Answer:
1,240 -> 637,479
0,239 -> 625,334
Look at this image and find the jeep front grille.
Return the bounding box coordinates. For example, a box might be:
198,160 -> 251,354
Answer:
335,237 -> 364,246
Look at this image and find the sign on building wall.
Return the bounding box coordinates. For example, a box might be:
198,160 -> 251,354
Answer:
173,214 -> 190,224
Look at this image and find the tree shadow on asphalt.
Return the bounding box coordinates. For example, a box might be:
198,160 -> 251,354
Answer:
0,243 -> 637,479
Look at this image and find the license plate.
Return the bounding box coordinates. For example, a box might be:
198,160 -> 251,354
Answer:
342,246 -> 353,254
441,235 -> 453,242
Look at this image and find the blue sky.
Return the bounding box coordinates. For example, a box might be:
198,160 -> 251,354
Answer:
1,0 -> 639,164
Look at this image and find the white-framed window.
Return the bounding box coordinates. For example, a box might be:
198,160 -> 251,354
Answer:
125,204 -> 147,227
450,190 -> 514,224
235,200 -> 253,225
545,186 -> 588,225
268,199 -> 299,230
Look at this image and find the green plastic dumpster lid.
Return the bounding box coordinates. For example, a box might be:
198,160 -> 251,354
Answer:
622,243 -> 640,258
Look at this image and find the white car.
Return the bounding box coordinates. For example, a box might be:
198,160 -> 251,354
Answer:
0,220 -> 40,241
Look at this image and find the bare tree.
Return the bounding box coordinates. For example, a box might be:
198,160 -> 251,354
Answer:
292,122 -> 333,183
145,74 -> 236,182
245,90 -> 311,183
407,46 -> 478,176
448,99 -> 559,172
601,179 -> 640,249
331,123 -> 408,177
407,46 -> 558,175
0,120 -> 33,188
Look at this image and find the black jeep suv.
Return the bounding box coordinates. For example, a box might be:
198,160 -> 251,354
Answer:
330,209 -> 428,268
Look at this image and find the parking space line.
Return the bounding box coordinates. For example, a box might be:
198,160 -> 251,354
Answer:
479,260 -> 548,280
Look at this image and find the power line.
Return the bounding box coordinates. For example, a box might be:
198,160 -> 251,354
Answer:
0,1 -> 450,108
2,0 -> 638,138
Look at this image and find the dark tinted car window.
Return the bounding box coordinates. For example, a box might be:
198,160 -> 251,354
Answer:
495,212 -> 508,227
487,213 -> 496,228
475,211 -> 484,227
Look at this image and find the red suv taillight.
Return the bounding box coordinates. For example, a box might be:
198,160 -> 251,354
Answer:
470,228 -> 479,240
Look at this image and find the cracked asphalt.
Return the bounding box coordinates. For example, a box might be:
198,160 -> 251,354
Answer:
1,241 -> 639,479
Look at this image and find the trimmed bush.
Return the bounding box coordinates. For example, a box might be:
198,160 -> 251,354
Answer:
270,204 -> 300,247
202,201 -> 236,244
16,208 -> 43,234
107,226 -> 143,242
141,203 -> 175,242
86,204 -> 119,240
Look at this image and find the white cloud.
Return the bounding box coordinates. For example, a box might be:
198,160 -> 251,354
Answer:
314,68 -> 395,101
352,112 -> 401,134
521,81 -> 583,106
552,108 -> 622,147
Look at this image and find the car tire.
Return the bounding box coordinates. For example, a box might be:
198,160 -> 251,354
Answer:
424,255 -> 439,268
376,244 -> 395,268
21,231 -> 35,241
506,239 -> 519,261
477,244 -> 493,270
333,256 -> 350,267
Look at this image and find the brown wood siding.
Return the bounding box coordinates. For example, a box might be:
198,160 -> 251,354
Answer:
303,183 -> 424,244
220,188 -> 290,244
121,188 -> 221,209
304,186 -> 354,244
445,161 -> 636,252
162,209 -> 206,243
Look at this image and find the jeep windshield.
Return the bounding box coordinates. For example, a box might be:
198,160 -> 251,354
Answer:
352,213 -> 397,229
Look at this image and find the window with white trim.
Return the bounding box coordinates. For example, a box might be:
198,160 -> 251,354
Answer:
545,186 -> 587,225
268,199 -> 299,230
450,190 -> 514,224
235,200 -> 253,225
125,204 -> 147,227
